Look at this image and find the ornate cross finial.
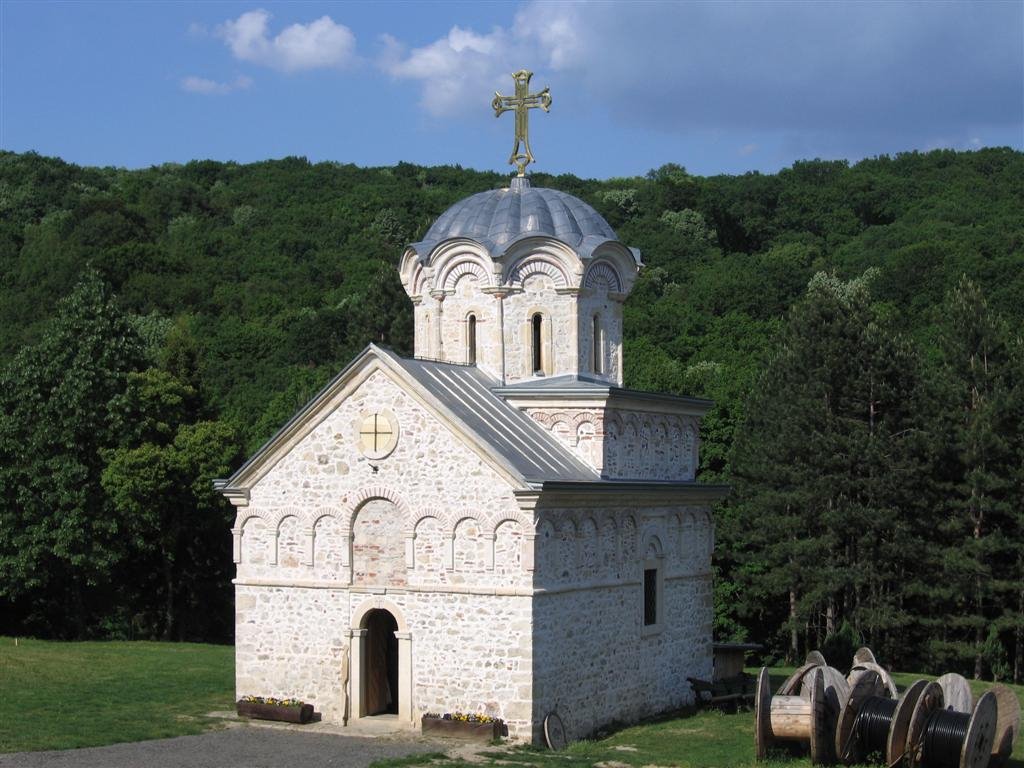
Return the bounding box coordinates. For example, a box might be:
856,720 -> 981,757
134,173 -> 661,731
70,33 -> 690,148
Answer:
492,69 -> 551,177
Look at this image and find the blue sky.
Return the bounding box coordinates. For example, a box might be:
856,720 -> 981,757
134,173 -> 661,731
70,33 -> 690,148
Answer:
2,0 -> 1021,179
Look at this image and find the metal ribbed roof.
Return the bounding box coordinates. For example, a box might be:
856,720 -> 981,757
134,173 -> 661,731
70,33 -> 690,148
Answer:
389,352 -> 598,484
411,177 -> 618,259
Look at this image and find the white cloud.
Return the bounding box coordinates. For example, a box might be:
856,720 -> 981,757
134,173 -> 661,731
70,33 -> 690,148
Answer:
218,9 -> 356,72
187,22 -> 208,39
378,26 -> 520,117
738,143 -> 758,156
181,75 -> 253,95
376,0 -> 1023,142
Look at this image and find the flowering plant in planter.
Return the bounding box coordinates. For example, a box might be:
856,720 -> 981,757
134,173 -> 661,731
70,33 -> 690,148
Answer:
421,712 -> 505,740
237,695 -> 314,724
240,696 -> 305,707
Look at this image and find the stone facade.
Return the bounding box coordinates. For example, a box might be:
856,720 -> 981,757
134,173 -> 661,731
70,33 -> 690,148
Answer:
232,367 -> 537,735
531,505 -> 714,741
220,180 -> 728,744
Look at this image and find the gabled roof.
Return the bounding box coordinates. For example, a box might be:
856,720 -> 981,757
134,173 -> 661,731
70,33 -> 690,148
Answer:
216,344 -> 599,494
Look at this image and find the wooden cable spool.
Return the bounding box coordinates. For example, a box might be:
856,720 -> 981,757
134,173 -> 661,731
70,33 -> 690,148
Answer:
988,685 -> 1020,768
936,673 -> 974,714
849,662 -> 899,699
756,666 -> 836,765
834,675 -> 929,766
835,669 -> 885,765
888,680 -> 933,766
906,683 -> 946,768
779,661 -> 820,696
906,689 -> 998,768
802,666 -> 851,715
854,647 -> 879,666
806,650 -> 828,667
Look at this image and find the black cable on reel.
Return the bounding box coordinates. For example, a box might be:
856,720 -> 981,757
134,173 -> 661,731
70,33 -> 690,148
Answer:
853,696 -> 898,759
921,710 -> 971,768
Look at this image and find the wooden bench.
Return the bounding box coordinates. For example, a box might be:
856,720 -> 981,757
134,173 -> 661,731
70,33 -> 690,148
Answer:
688,673 -> 757,708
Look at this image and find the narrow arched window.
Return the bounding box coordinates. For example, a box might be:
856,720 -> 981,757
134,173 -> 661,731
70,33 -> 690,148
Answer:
531,313 -> 543,375
467,314 -> 477,365
592,315 -> 603,374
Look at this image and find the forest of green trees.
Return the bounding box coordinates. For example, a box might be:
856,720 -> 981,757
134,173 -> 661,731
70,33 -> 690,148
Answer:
0,148 -> 1021,680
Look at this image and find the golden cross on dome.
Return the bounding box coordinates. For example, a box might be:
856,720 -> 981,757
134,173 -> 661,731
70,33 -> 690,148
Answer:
492,69 -> 552,177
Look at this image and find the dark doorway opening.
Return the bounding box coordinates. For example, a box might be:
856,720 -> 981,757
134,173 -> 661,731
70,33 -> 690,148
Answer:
364,609 -> 399,715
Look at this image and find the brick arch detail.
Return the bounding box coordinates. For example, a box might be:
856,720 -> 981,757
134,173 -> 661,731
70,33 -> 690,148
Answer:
407,509 -> 449,538
487,512 -> 532,536
343,487 -> 412,532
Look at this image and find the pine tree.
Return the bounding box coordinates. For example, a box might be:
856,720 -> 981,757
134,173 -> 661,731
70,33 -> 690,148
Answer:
729,271 -> 929,663
930,277 -> 1021,677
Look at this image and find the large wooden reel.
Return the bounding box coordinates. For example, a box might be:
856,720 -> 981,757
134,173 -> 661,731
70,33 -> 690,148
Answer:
988,684 -> 1020,768
854,647 -> 878,666
937,673 -> 974,714
906,682 -> 945,768
756,666 -> 835,765
835,669 -> 883,765
888,679 -> 931,766
906,687 -> 999,768
960,691 -> 998,768
779,662 -> 819,696
848,662 -> 898,699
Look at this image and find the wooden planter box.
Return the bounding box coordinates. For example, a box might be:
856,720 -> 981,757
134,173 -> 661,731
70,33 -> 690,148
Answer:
237,700 -> 314,724
421,716 -> 502,741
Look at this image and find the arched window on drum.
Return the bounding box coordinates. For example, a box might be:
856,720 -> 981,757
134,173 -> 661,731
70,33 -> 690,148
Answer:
531,313 -> 544,375
466,313 -> 478,365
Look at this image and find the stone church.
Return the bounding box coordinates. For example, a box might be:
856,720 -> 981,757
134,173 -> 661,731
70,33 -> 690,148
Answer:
216,82 -> 728,742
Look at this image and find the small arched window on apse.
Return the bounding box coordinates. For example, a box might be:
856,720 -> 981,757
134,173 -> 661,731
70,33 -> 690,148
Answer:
466,313 -> 477,365
531,313 -> 544,375
592,314 -> 604,375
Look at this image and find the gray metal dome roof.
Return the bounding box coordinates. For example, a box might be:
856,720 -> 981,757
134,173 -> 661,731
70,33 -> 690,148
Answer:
410,177 -> 619,259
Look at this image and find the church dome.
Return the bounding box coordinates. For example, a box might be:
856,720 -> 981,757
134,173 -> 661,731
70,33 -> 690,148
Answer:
410,177 -> 619,260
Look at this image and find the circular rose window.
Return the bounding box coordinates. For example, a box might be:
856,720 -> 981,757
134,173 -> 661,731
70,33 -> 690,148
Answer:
357,410 -> 399,460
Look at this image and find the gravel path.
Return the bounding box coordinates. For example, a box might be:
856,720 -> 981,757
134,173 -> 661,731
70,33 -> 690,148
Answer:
0,726 -> 443,768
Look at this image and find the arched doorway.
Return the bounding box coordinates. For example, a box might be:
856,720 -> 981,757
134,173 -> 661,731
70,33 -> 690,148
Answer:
350,597 -> 412,723
363,609 -> 399,715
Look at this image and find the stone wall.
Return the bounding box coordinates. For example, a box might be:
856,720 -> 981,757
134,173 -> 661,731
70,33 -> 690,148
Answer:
234,586 -> 535,737
235,585 -> 352,715
526,408 -> 701,481
502,273 -> 577,383
577,289 -> 623,385
531,505 -> 714,742
233,368 -> 537,735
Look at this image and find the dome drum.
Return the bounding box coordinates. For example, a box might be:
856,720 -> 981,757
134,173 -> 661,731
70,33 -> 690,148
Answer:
400,178 -> 641,387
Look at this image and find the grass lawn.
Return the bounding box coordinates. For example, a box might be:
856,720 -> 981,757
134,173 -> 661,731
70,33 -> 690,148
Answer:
0,636 -> 234,753
373,669 -> 1024,768
2,640 -> 1022,768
